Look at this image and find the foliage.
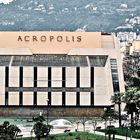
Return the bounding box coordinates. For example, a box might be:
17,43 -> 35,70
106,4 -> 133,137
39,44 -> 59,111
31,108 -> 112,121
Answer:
32,115 -> 53,139
0,121 -> 21,140
122,87 -> 140,130
102,108 -> 119,130
33,115 -> 46,122
124,73 -> 140,88
111,92 -> 124,127
122,87 -> 139,104
102,109 -> 119,121
105,128 -> 117,140
137,69 -> 140,77
111,92 -> 124,104
99,127 -> 140,139
122,87 -> 140,116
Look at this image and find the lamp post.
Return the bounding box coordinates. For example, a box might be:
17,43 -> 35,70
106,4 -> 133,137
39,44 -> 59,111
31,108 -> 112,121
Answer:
104,108 -> 107,129
46,99 -> 49,125
76,121 -> 80,132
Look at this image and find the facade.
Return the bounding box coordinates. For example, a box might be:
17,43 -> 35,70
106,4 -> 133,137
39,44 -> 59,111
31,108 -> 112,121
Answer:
0,32 -> 125,116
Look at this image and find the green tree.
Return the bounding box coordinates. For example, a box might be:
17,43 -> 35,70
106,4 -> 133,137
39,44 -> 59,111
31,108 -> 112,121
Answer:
32,115 -> 53,140
102,108 -> 119,128
130,77 -> 140,88
111,92 -> 124,127
0,121 -> 21,140
137,69 -> 140,77
122,87 -> 139,130
105,128 -> 116,140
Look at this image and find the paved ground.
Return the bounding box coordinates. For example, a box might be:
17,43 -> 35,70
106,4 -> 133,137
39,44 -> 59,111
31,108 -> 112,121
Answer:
19,123 -> 139,140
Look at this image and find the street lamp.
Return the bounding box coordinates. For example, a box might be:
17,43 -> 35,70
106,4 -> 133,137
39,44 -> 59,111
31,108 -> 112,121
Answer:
46,99 -> 49,125
76,121 -> 80,132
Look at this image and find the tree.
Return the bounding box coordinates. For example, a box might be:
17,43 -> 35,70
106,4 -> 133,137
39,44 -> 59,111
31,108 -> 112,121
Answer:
105,127 -> 116,140
91,118 -> 98,133
32,115 -> 53,140
79,117 -> 88,132
132,90 -> 140,125
33,115 -> 46,122
130,77 -> 140,88
122,87 -> 139,130
0,121 -> 21,140
111,92 -> 124,127
102,108 -> 119,128
137,69 -> 140,77
133,89 -> 140,108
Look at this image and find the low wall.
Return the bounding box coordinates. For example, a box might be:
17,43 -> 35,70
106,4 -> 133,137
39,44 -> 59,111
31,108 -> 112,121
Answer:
0,106 -> 105,118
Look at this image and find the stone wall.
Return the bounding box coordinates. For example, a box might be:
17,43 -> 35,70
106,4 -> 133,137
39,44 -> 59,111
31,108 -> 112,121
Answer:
0,107 -> 105,118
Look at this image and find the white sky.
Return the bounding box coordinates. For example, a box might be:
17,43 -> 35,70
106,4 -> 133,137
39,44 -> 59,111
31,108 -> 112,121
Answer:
0,0 -> 14,4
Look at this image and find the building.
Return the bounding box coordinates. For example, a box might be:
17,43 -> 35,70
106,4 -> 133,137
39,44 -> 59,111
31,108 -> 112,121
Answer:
0,32 -> 125,117
129,40 -> 140,76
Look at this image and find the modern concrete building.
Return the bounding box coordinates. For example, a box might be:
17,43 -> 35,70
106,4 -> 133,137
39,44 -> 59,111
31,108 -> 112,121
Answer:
0,32 -> 125,116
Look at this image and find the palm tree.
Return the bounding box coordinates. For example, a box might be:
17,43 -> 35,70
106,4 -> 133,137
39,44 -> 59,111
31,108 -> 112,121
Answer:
111,92 -> 124,127
122,87 -> 139,130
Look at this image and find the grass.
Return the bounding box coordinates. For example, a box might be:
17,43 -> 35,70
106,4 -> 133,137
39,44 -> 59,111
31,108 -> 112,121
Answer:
16,132 -> 121,140
98,127 -> 140,139
48,132 -> 107,140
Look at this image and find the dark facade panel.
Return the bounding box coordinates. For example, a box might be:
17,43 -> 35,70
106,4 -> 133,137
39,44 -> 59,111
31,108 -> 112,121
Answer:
110,59 -> 120,92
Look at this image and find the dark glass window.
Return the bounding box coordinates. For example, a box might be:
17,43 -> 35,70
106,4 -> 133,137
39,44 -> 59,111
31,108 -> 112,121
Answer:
110,59 -> 120,92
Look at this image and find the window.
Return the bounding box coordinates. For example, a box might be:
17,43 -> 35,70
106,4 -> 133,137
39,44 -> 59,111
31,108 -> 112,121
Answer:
110,59 -> 120,92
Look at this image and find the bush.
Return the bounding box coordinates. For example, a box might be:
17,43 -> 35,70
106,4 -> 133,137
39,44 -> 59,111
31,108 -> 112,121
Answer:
68,133 -> 73,136
98,127 -> 140,139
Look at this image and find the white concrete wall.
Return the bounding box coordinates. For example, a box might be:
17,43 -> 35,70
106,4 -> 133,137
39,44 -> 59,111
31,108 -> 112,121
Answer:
80,92 -> 90,105
0,67 -> 5,105
94,66 -> 113,106
37,67 -> 48,87
52,67 -> 62,87
66,92 -> 76,105
23,67 -> 33,87
9,67 -> 19,87
9,92 -> 19,105
52,92 -> 62,105
37,92 -> 48,105
66,67 -> 76,87
23,92 -> 33,105
80,67 -> 90,87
